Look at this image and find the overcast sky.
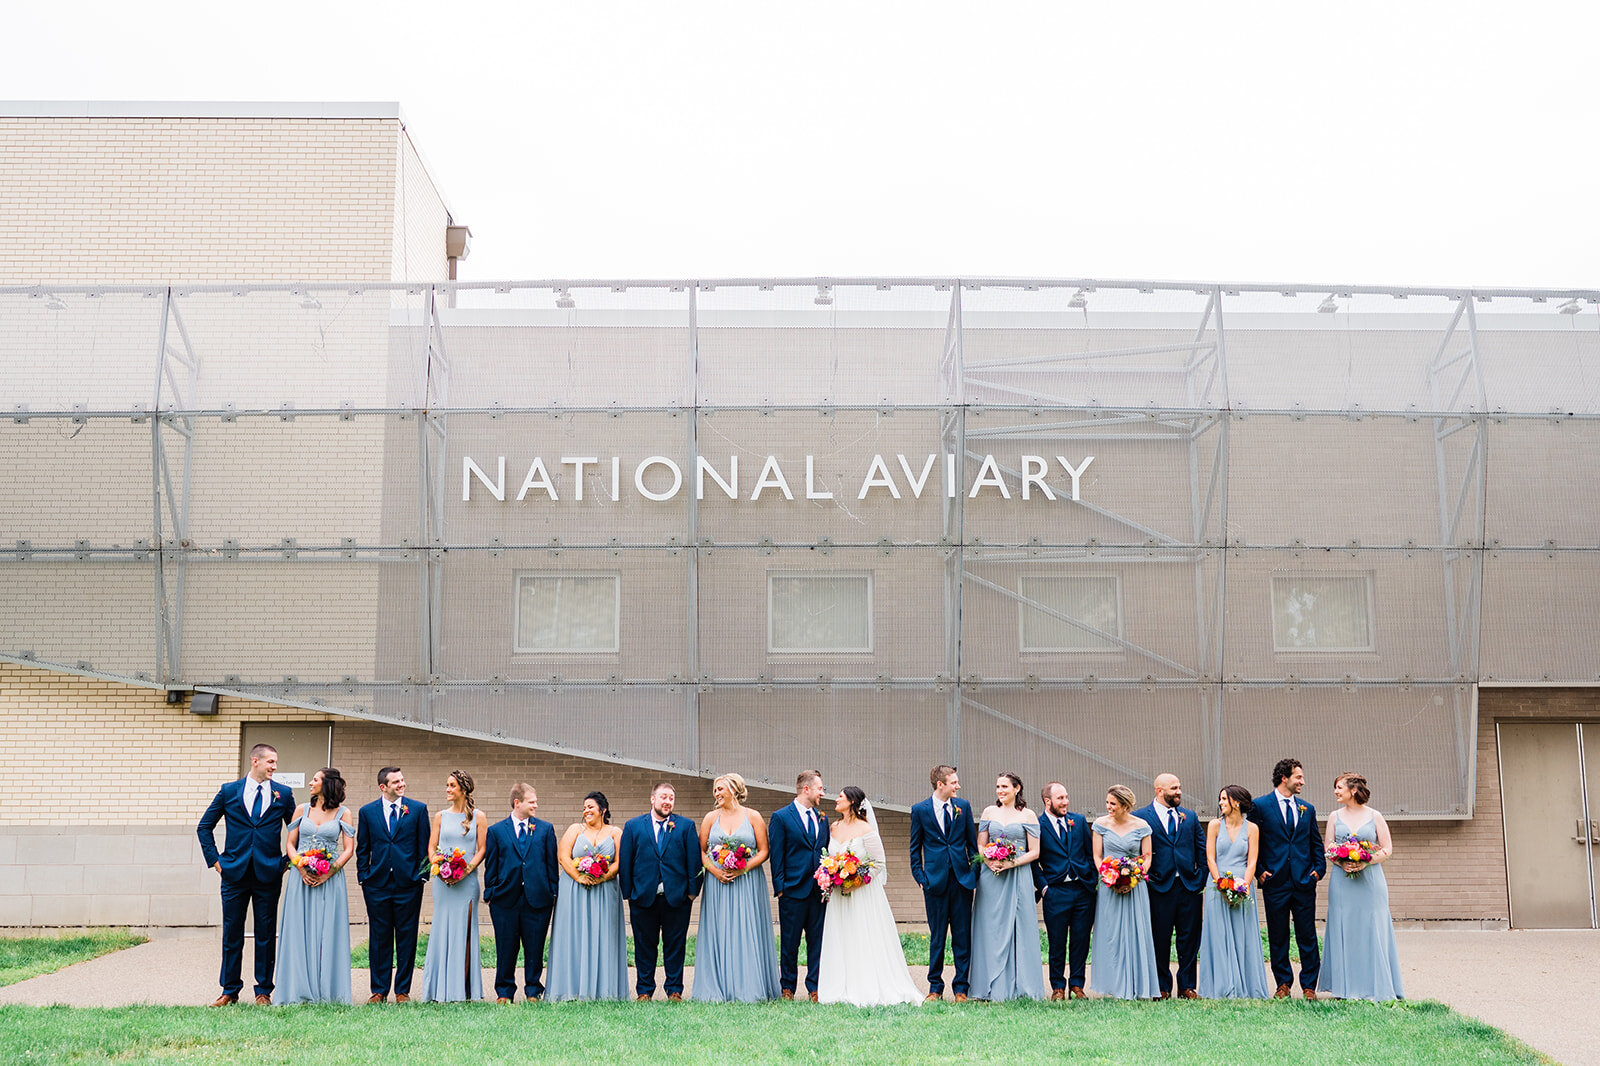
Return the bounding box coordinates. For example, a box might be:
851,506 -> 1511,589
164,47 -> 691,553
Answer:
3,1 -> 1595,288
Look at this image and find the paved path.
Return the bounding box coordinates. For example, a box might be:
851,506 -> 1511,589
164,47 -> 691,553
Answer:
2,928 -> 1594,1064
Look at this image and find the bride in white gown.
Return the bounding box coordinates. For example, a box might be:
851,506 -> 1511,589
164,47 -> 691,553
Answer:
816,786 -> 924,1006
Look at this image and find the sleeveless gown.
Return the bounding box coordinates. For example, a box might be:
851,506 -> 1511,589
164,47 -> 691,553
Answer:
547,833 -> 629,1001
1319,812 -> 1405,1001
967,818 -> 1045,1001
1197,819 -> 1271,998
816,829 -> 923,1006
273,806 -> 353,1004
693,815 -> 781,1002
416,811 -> 483,1002
1088,820 -> 1161,999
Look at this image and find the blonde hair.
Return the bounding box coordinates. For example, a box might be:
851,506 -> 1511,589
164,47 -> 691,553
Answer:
1106,784 -> 1136,813
714,772 -> 748,803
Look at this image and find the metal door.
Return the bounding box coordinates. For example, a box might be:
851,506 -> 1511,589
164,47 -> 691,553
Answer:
238,722 -> 333,801
1497,721 -> 1596,929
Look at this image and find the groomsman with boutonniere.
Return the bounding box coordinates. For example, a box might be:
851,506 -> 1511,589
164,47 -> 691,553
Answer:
618,782 -> 703,1001
1249,758 -> 1325,999
908,765 -> 979,1002
482,783 -> 560,1003
355,766 -> 429,1003
1032,782 -> 1097,1000
1136,773 -> 1206,999
196,743 -> 296,1006
768,769 -> 828,1001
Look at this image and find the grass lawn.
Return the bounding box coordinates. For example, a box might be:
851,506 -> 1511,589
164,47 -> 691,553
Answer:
0,999 -> 1543,1065
0,930 -> 147,987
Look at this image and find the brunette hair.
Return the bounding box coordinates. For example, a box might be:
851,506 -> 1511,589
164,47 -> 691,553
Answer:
1106,784 -> 1136,813
377,766 -> 401,787
1271,758 -> 1302,787
713,772 -> 748,803
930,765 -> 957,788
651,781 -> 676,797
312,767 -> 345,811
1041,781 -> 1066,806
998,772 -> 1028,810
448,769 -> 476,832
1337,772 -> 1371,805
840,785 -> 868,819
1219,784 -> 1253,816
584,790 -> 612,824
248,743 -> 277,761
796,769 -> 822,790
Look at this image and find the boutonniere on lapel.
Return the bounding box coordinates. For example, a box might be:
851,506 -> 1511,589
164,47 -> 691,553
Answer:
399,803 -> 410,817
1176,811 -> 1187,825
664,820 -> 676,833
1296,804 -> 1307,818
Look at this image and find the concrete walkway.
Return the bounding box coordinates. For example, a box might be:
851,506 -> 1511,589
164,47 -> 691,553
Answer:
2,927 -> 1594,1065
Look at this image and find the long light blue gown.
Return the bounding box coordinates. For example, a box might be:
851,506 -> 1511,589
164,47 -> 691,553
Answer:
968,818 -> 1046,1001
693,815 -> 781,1002
547,833 -> 629,1001
416,810 -> 483,1002
1197,819 -> 1271,999
1088,821 -> 1161,999
1319,812 -> 1404,1001
273,806 -> 353,1004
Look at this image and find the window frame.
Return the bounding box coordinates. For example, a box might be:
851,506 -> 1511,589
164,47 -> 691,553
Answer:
766,570 -> 875,655
512,570 -> 622,655
1015,571 -> 1125,654
1268,571 -> 1377,654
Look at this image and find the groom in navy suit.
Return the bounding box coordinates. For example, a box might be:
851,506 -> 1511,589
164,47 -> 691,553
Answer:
909,764 -> 978,1002
355,766 -> 429,1002
1136,773 -> 1206,999
618,782 -> 702,1001
196,742 -> 295,1005
1032,782 -> 1097,999
482,782 -> 560,1002
1249,757 -> 1325,998
768,769 -> 828,1000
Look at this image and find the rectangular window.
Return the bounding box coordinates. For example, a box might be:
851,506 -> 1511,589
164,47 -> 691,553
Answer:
1017,573 -> 1122,652
1270,574 -> 1375,652
514,572 -> 620,653
768,572 -> 873,653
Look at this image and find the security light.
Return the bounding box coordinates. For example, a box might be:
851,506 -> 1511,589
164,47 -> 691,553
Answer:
1067,289 -> 1088,310
814,285 -> 833,306
1317,295 -> 1339,314
555,289 -> 576,309
1558,299 -> 1583,315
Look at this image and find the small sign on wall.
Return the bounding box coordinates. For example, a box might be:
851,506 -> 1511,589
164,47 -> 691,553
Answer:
275,772 -> 306,789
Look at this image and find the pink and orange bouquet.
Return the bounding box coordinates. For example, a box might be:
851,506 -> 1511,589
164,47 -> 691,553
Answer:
296,846 -> 333,877
575,852 -> 612,881
1098,855 -> 1145,894
1215,870 -> 1249,907
431,847 -> 469,885
814,844 -> 875,898
1327,838 -> 1377,877
711,838 -> 755,873
971,839 -> 1020,868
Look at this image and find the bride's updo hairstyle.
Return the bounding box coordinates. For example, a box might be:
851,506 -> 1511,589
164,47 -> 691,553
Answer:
840,785 -> 868,819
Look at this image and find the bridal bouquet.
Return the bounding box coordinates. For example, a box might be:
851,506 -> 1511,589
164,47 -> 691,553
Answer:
1326,838 -> 1377,877
431,847 -> 469,885
296,847 -> 333,877
575,852 -> 612,881
1098,855 -> 1145,894
814,844 -> 876,899
710,838 -> 755,873
1214,870 -> 1249,907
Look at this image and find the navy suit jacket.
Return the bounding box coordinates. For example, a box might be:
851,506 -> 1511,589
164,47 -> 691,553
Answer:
1134,803 -> 1206,894
482,816 -> 560,911
908,796 -> 979,894
197,777 -> 295,883
1248,791 -> 1327,887
768,802 -> 827,898
618,813 -> 703,907
355,798 -> 430,891
1031,809 -> 1097,894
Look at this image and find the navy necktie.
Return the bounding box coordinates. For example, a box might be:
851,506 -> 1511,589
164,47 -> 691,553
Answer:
251,784 -> 263,820
518,821 -> 527,841
388,803 -> 397,833
943,803 -> 953,834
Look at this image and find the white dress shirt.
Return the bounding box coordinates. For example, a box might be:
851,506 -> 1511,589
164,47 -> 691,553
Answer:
242,776 -> 271,817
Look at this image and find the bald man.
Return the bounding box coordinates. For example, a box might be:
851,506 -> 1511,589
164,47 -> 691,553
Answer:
1134,774 -> 1205,998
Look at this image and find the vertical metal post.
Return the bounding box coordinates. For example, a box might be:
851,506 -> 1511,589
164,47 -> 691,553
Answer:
943,283 -> 965,767
1208,287 -> 1232,796
685,285 -> 702,772
150,288 -> 173,682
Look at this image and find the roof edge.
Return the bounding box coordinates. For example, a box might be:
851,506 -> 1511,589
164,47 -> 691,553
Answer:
0,101 -> 404,120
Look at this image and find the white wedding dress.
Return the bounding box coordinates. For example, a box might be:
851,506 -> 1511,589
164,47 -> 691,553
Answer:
816,805 -> 923,1007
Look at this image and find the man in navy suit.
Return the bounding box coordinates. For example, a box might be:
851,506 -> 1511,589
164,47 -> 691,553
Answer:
618,781 -> 703,1001
768,769 -> 827,1000
1032,782 -> 1097,999
482,782 -> 559,1002
1136,772 -> 1206,999
196,742 -> 295,1005
1249,757 -> 1325,998
355,766 -> 429,1003
908,764 -> 978,1002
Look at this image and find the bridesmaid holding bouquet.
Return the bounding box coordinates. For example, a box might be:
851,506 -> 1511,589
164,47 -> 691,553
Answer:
1197,785 -> 1271,998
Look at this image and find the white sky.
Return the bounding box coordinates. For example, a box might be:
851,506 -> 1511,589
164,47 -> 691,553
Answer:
3,1 -> 1595,287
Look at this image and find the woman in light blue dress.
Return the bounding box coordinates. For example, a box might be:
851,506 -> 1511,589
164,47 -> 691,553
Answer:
273,767 -> 355,1004
1089,784 -> 1161,999
1198,784 -> 1271,999
1319,772 -> 1404,1001
694,773 -> 781,1002
548,790 -> 629,1001
968,773 -> 1045,1001
416,769 -> 488,1002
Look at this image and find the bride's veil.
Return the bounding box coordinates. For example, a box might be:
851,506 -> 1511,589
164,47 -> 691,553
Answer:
862,797 -> 880,835
860,798 -> 887,883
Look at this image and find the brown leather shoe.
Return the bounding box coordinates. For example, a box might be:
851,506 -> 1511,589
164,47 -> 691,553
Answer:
1050,989 -> 1065,1001
497,997 -> 513,1004
667,993 -> 683,1001
924,992 -> 942,1002
1160,990 -> 1172,1000
808,991 -> 818,1002
254,994 -> 271,1005
1303,988 -> 1318,1000
1069,987 -> 1087,999
781,990 -> 795,1000
1179,989 -> 1200,1000
366,993 -> 386,1004
635,994 -> 651,1001
394,993 -> 410,1003
953,993 -> 969,1002
1273,983 -> 1291,999
208,994 -> 237,1007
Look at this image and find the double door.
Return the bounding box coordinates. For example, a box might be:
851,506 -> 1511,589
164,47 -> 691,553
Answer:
1498,721 -> 1600,928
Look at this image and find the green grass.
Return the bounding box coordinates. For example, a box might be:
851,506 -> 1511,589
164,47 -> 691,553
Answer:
0,1000 -> 1544,1065
0,930 -> 147,988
